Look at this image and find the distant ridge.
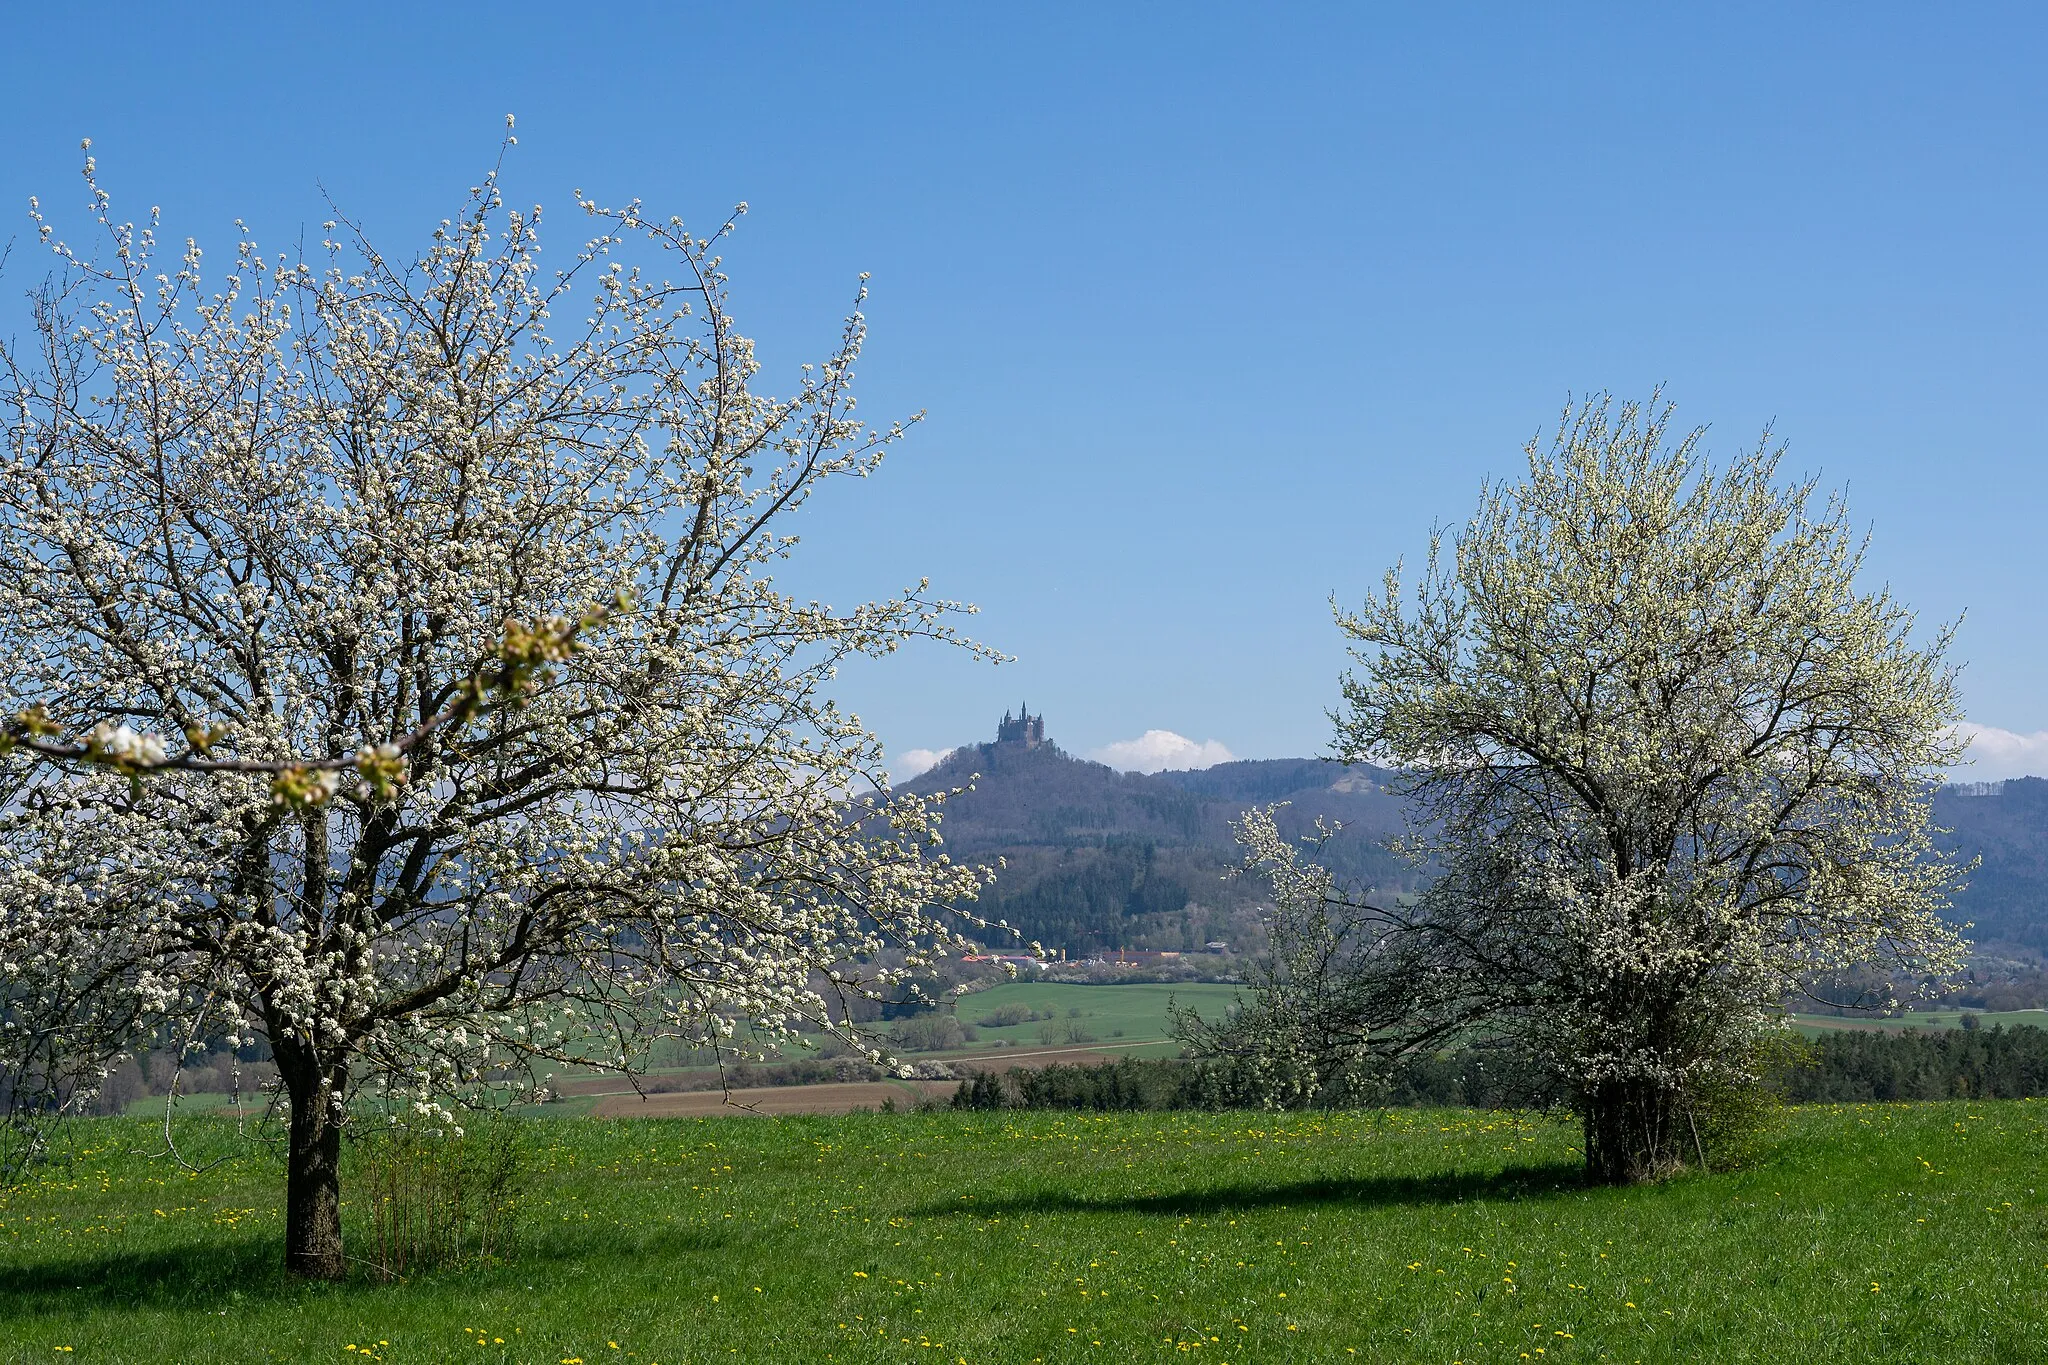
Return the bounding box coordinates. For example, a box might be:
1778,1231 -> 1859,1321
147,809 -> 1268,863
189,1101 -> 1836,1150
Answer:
1934,776 -> 2048,954
899,714 -> 1415,955
903,712 -> 2048,961
1950,779 -> 2019,798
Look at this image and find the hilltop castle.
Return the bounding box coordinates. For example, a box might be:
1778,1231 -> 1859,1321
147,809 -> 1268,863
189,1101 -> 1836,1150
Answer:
995,703 -> 1045,749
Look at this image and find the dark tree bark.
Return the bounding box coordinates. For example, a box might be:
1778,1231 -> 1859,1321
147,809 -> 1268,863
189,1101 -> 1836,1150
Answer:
1580,1078 -> 1685,1185
280,1049 -> 348,1280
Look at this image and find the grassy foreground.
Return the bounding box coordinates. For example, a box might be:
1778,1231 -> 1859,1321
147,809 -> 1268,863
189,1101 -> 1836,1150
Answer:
1,1103 -> 2043,1363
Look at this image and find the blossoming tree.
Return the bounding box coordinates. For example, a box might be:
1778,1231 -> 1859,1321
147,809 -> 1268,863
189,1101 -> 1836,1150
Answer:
0,139 -> 992,1277
1198,395 -> 1970,1182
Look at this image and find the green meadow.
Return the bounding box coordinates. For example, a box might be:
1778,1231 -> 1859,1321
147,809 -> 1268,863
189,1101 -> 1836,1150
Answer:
948,981 -> 1243,1054
1789,1009 -> 2048,1035
2,1100 -> 2043,1363
949,981 -> 2037,1051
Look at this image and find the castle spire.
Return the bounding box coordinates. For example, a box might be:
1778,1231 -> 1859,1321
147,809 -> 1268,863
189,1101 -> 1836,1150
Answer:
995,703 -> 1045,750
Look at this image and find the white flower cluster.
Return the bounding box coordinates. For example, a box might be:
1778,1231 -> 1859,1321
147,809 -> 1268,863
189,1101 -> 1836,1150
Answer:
86,721 -> 167,766
0,149 -> 1003,1237
1212,394 -> 1970,1181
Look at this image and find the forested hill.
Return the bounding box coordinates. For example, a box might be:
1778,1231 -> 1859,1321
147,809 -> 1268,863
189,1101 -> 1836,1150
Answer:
900,742 -> 1419,955
902,740 -> 2048,965
1936,777 -> 2048,954
907,743 -> 1416,871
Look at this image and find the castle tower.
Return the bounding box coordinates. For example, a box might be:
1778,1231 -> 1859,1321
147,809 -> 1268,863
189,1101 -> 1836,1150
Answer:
995,702 -> 1045,749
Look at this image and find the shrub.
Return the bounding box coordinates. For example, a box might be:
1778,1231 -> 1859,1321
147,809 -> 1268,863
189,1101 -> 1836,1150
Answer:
951,1071 -> 1010,1110
1036,1019 -> 1097,1046
954,1050 -> 1563,1115
345,1116 -> 525,1279
893,1015 -> 973,1052
946,1027 -> 2048,1128
87,1060 -> 147,1116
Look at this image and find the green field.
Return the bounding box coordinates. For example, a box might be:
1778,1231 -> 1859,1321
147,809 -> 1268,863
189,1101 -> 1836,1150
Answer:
948,981 -> 1241,1055
950,982 -> 2039,1051
1790,1008 -> 2048,1035
3,1101 -> 2043,1362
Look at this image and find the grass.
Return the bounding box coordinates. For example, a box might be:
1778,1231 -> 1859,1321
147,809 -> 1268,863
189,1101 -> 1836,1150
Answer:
523,982 -> 1241,1090
2,1100 -> 2044,1362
1790,1008 -> 2048,1035
949,981 -> 1241,1053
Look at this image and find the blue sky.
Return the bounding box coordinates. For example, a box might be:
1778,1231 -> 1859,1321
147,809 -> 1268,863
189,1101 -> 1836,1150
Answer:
4,5 -> 2043,777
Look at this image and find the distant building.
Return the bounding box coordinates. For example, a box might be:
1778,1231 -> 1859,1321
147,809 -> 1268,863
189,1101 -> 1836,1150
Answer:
996,703 -> 1045,749
961,953 -> 1046,970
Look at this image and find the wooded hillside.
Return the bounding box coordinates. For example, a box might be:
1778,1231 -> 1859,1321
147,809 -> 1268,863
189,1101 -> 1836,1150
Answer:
905,737 -> 2048,977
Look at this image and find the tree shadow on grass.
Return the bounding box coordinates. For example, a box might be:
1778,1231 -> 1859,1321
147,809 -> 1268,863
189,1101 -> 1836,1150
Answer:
915,1162 -> 1588,1220
0,1239 -> 287,1313
0,1223 -> 732,1314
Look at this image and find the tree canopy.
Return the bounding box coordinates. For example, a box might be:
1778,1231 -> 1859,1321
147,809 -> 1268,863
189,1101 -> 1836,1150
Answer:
0,140 -> 991,1275
1194,394 -> 1971,1182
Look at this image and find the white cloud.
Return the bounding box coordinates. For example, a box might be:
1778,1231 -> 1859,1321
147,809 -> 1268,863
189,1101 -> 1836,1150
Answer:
1952,722 -> 2048,783
1088,729 -> 1236,774
889,747 -> 951,784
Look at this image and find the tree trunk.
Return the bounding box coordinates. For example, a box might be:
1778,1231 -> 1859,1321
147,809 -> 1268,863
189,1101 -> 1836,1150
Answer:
282,1063 -> 347,1280
1580,1078 -> 1684,1185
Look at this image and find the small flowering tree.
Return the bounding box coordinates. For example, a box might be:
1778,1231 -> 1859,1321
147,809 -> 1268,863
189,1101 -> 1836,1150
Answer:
1168,810 -> 1438,1108
0,137 -> 992,1277
1199,395 -> 1970,1182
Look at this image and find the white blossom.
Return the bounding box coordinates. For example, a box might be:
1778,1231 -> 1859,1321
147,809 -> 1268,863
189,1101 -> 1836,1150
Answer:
84,721 -> 167,766
1200,393 -> 1970,1184
0,148 -> 1000,1271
